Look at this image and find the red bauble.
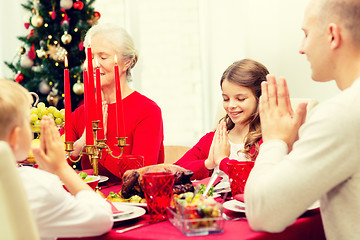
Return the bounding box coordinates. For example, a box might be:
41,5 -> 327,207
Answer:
94,11 -> 101,20
15,73 -> 24,83
28,44 -> 36,60
78,42 -> 84,51
24,22 -> 30,29
50,11 -> 56,20
73,1 -> 84,10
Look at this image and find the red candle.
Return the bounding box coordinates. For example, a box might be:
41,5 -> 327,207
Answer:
95,58 -> 104,140
83,63 -> 94,145
86,41 -> 97,124
64,56 -> 73,142
114,55 -> 126,137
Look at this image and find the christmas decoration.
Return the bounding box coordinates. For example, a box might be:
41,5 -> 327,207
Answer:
73,80 -> 84,95
36,48 -> 47,58
61,32 -> 72,44
49,10 -> 56,20
47,44 -> 67,62
5,0 -> 98,110
31,14 -> 44,27
28,44 -> 36,60
39,80 -> 51,94
60,0 -> 73,10
47,91 -> 60,106
20,55 -> 34,68
73,1 -> 84,10
78,42 -> 84,51
15,72 -> 24,83
18,46 -> 26,55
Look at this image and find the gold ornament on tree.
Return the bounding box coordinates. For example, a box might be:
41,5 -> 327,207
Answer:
73,80 -> 84,95
61,31 -> 72,44
36,48 -> 47,58
18,46 -> 26,55
47,88 -> 60,106
47,44 -> 67,62
31,14 -> 44,27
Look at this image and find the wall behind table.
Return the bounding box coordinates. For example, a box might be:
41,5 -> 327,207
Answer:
1,0 -> 339,147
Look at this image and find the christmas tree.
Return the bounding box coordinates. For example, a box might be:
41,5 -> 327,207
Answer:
5,0 -> 101,110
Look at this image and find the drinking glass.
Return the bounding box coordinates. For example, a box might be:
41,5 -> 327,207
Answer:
118,155 -> 144,182
226,161 -> 254,197
143,172 -> 175,222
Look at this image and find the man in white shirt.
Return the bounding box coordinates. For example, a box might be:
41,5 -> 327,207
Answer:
245,0 -> 360,239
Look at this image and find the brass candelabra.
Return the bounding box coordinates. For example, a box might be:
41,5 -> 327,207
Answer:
65,120 -> 127,177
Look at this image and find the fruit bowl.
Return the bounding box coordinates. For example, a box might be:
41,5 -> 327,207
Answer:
169,192 -> 224,236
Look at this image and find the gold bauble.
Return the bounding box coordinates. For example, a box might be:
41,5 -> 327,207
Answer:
36,48 -> 47,58
31,14 -> 44,28
61,32 -> 72,44
47,93 -> 60,106
18,46 -> 26,55
73,81 -> 84,95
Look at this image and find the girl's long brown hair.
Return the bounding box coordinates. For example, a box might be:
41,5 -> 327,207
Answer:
220,59 -> 269,160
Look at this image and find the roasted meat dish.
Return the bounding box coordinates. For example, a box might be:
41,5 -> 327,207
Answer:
121,164 -> 194,198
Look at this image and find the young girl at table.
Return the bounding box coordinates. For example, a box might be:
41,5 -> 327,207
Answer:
0,79 -> 113,239
175,59 -> 267,184
69,23 -> 164,182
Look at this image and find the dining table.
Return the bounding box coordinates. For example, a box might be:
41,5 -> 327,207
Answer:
59,181 -> 326,240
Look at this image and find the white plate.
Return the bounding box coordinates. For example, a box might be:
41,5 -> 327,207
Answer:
99,175 -> 109,183
213,181 -> 231,194
223,200 -> 246,213
112,201 -> 147,208
112,202 -> 146,222
223,200 -> 320,214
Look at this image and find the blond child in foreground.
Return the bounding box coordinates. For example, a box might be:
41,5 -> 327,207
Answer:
0,79 -> 113,240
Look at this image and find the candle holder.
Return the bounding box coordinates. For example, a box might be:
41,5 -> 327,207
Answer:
67,120 -> 128,179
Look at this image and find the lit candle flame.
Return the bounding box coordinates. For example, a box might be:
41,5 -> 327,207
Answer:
95,58 -> 99,68
88,36 -> 91,47
114,55 -> 118,65
83,60 -> 87,70
64,56 -> 68,68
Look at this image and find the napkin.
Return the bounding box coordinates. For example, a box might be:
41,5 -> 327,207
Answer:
106,200 -> 123,214
233,194 -> 245,202
193,176 -> 223,188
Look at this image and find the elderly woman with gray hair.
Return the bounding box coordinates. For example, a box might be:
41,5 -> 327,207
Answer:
70,23 -> 164,183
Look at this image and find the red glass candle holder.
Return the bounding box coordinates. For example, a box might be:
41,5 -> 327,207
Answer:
226,161 -> 254,197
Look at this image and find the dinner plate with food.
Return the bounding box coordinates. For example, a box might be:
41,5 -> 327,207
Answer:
107,164 -> 222,207
107,164 -> 196,204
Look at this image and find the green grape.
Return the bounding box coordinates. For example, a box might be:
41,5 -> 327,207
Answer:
59,110 -> 65,121
30,107 -> 39,115
47,113 -> 54,119
55,117 -> 63,125
34,119 -> 40,126
30,102 -> 65,132
54,110 -> 61,118
38,108 -> 48,119
78,172 -> 88,179
48,106 -> 57,114
30,114 -> 39,123
37,102 -> 46,109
